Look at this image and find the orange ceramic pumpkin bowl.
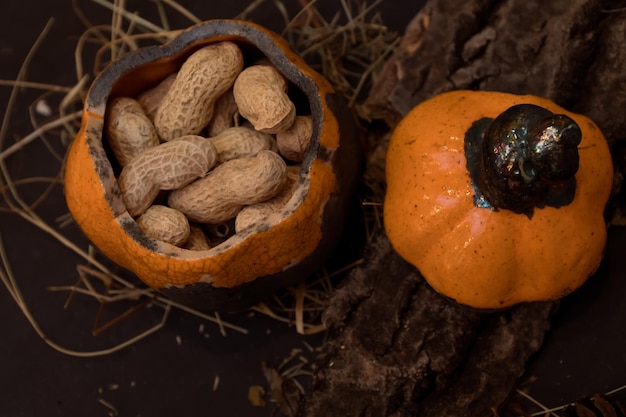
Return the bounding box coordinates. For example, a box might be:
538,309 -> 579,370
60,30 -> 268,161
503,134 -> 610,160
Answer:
64,20 -> 360,312
384,90 -> 613,310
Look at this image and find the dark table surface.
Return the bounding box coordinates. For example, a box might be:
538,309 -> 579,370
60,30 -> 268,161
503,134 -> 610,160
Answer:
1,1 -> 624,416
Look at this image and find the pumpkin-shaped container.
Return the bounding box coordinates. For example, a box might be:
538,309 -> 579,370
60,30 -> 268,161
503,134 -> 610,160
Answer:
64,20 -> 360,312
384,90 -> 613,310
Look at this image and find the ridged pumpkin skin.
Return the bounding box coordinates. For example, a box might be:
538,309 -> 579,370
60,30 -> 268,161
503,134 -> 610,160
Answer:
64,20 -> 360,312
384,90 -> 613,309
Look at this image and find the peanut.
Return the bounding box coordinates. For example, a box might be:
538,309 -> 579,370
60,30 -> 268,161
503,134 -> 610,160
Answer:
206,89 -> 239,137
154,41 -> 244,141
168,150 -> 287,223
233,65 -> 296,134
209,126 -> 277,163
118,135 -> 218,216
136,205 -> 190,246
235,165 -> 300,232
183,225 -> 212,250
276,115 -> 313,162
137,73 -> 177,121
106,97 -> 160,167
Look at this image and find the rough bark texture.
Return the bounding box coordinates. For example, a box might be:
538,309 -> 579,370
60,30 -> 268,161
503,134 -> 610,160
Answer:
299,233 -> 555,417
298,0 -> 626,416
365,0 -> 626,146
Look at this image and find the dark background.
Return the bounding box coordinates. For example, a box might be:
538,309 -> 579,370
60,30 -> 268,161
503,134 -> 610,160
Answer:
1,1 -> 624,416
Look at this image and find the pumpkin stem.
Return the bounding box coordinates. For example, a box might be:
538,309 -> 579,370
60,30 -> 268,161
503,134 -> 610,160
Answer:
465,104 -> 582,216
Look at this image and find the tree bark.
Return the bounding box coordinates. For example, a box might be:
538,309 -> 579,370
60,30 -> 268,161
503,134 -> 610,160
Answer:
298,0 -> 626,416
365,0 -> 626,143
299,233 -> 555,417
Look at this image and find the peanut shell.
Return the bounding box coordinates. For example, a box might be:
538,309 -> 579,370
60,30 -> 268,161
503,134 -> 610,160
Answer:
118,135 -> 217,216
106,97 -> 160,167
209,126 -> 277,163
233,65 -> 296,134
168,150 -> 287,224
136,205 -> 190,246
154,41 -> 244,141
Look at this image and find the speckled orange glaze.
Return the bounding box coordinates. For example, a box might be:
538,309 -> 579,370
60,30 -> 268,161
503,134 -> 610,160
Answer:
384,90 -> 613,309
65,20 -> 357,294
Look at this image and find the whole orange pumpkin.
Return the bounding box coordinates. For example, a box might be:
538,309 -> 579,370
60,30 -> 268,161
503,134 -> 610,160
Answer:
384,90 -> 613,309
64,20 -> 360,312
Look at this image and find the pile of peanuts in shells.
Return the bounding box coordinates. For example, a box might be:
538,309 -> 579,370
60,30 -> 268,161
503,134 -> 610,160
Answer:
106,41 -> 313,250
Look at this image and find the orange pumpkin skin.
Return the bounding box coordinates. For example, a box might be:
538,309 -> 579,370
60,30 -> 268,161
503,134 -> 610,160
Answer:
64,20 -> 360,311
384,90 -> 613,309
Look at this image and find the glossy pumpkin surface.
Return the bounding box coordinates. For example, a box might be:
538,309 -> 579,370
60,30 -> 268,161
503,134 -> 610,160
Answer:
64,20 -> 359,311
384,90 -> 613,309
